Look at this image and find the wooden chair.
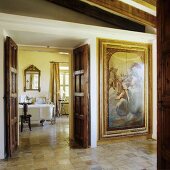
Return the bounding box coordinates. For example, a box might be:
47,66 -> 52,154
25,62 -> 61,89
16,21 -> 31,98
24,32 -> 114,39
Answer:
20,103 -> 32,132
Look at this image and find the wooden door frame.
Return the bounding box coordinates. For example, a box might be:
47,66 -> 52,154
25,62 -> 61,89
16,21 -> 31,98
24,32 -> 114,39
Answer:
3,42 -> 91,153
157,0 -> 170,168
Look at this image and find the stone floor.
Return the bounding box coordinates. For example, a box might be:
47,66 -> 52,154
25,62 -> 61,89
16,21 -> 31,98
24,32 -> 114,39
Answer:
0,117 -> 157,170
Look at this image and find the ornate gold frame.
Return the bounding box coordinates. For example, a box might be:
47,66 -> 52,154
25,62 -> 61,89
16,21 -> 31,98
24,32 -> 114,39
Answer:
98,38 -> 152,140
24,65 -> 41,92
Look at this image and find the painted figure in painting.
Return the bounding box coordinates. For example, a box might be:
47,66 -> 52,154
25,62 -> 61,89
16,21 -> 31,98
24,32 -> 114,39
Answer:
108,52 -> 144,130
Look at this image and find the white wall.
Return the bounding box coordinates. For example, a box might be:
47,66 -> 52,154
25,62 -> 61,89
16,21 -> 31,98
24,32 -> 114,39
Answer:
88,38 -> 98,147
0,28 -> 5,159
0,0 -> 115,29
18,47 -> 70,99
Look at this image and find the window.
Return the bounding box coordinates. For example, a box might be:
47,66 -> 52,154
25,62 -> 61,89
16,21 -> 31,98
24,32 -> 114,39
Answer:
60,72 -> 69,98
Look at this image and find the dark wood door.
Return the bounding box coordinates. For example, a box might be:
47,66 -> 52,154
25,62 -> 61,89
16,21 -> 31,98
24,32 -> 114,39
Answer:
157,0 -> 170,169
5,37 -> 18,157
73,44 -> 90,148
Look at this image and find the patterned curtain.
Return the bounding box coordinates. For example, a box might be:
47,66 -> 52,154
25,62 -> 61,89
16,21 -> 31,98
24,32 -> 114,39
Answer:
49,63 -> 60,116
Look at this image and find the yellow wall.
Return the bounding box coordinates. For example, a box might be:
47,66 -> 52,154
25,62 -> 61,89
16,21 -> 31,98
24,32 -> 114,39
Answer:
18,46 -> 70,99
18,46 -> 74,140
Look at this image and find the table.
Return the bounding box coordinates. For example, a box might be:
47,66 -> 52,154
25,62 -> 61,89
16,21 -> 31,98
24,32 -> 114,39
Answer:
19,104 -> 55,125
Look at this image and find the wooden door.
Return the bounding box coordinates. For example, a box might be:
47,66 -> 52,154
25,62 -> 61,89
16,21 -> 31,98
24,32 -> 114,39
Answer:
157,0 -> 170,169
73,44 -> 90,148
5,37 -> 18,157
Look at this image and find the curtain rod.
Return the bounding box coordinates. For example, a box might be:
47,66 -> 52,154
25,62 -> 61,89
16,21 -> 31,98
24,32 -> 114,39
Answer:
50,61 -> 69,63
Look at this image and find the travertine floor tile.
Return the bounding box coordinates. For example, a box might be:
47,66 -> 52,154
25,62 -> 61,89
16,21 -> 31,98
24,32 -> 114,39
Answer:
0,117 -> 156,170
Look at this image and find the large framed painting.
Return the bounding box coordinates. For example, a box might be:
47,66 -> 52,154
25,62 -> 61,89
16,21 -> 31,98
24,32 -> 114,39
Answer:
98,39 -> 152,139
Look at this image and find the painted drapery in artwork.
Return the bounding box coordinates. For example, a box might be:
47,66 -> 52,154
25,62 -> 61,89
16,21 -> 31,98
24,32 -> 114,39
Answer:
108,52 -> 144,130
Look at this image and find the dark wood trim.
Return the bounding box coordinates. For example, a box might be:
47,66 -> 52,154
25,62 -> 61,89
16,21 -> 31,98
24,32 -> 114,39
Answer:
157,0 -> 170,169
87,45 -> 91,146
85,0 -> 156,27
47,0 -> 145,32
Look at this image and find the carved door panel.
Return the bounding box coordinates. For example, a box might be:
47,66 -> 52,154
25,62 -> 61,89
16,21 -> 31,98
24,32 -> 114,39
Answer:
5,37 -> 18,157
157,0 -> 170,169
73,44 -> 90,148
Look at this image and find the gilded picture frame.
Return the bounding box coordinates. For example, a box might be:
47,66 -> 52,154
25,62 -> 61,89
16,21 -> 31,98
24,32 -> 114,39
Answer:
98,38 -> 152,140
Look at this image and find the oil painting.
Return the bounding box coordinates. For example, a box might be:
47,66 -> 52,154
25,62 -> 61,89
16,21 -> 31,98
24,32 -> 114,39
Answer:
99,39 -> 152,139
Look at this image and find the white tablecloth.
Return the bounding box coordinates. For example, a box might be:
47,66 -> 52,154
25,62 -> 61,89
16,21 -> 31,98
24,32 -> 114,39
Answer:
19,104 -> 55,124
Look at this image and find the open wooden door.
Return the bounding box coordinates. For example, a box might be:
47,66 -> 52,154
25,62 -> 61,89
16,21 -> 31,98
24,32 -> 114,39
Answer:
5,37 -> 18,157
73,44 -> 90,148
157,0 -> 170,169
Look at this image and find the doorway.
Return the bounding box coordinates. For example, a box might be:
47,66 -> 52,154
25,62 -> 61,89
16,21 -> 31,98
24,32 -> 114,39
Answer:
4,28 -> 91,156
17,45 -> 71,154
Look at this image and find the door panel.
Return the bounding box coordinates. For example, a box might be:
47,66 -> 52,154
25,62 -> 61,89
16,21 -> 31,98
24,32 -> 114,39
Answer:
5,37 -> 18,157
162,1 -> 170,41
157,0 -> 170,169
73,44 -> 90,148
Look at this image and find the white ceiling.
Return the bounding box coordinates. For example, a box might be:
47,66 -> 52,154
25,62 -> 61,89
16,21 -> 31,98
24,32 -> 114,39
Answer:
7,30 -> 87,49
1,13 -> 156,52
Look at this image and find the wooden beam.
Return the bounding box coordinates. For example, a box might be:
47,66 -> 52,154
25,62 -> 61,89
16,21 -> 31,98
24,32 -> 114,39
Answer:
47,0 -> 145,32
83,0 -> 156,27
133,0 -> 156,10
135,0 -> 156,6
